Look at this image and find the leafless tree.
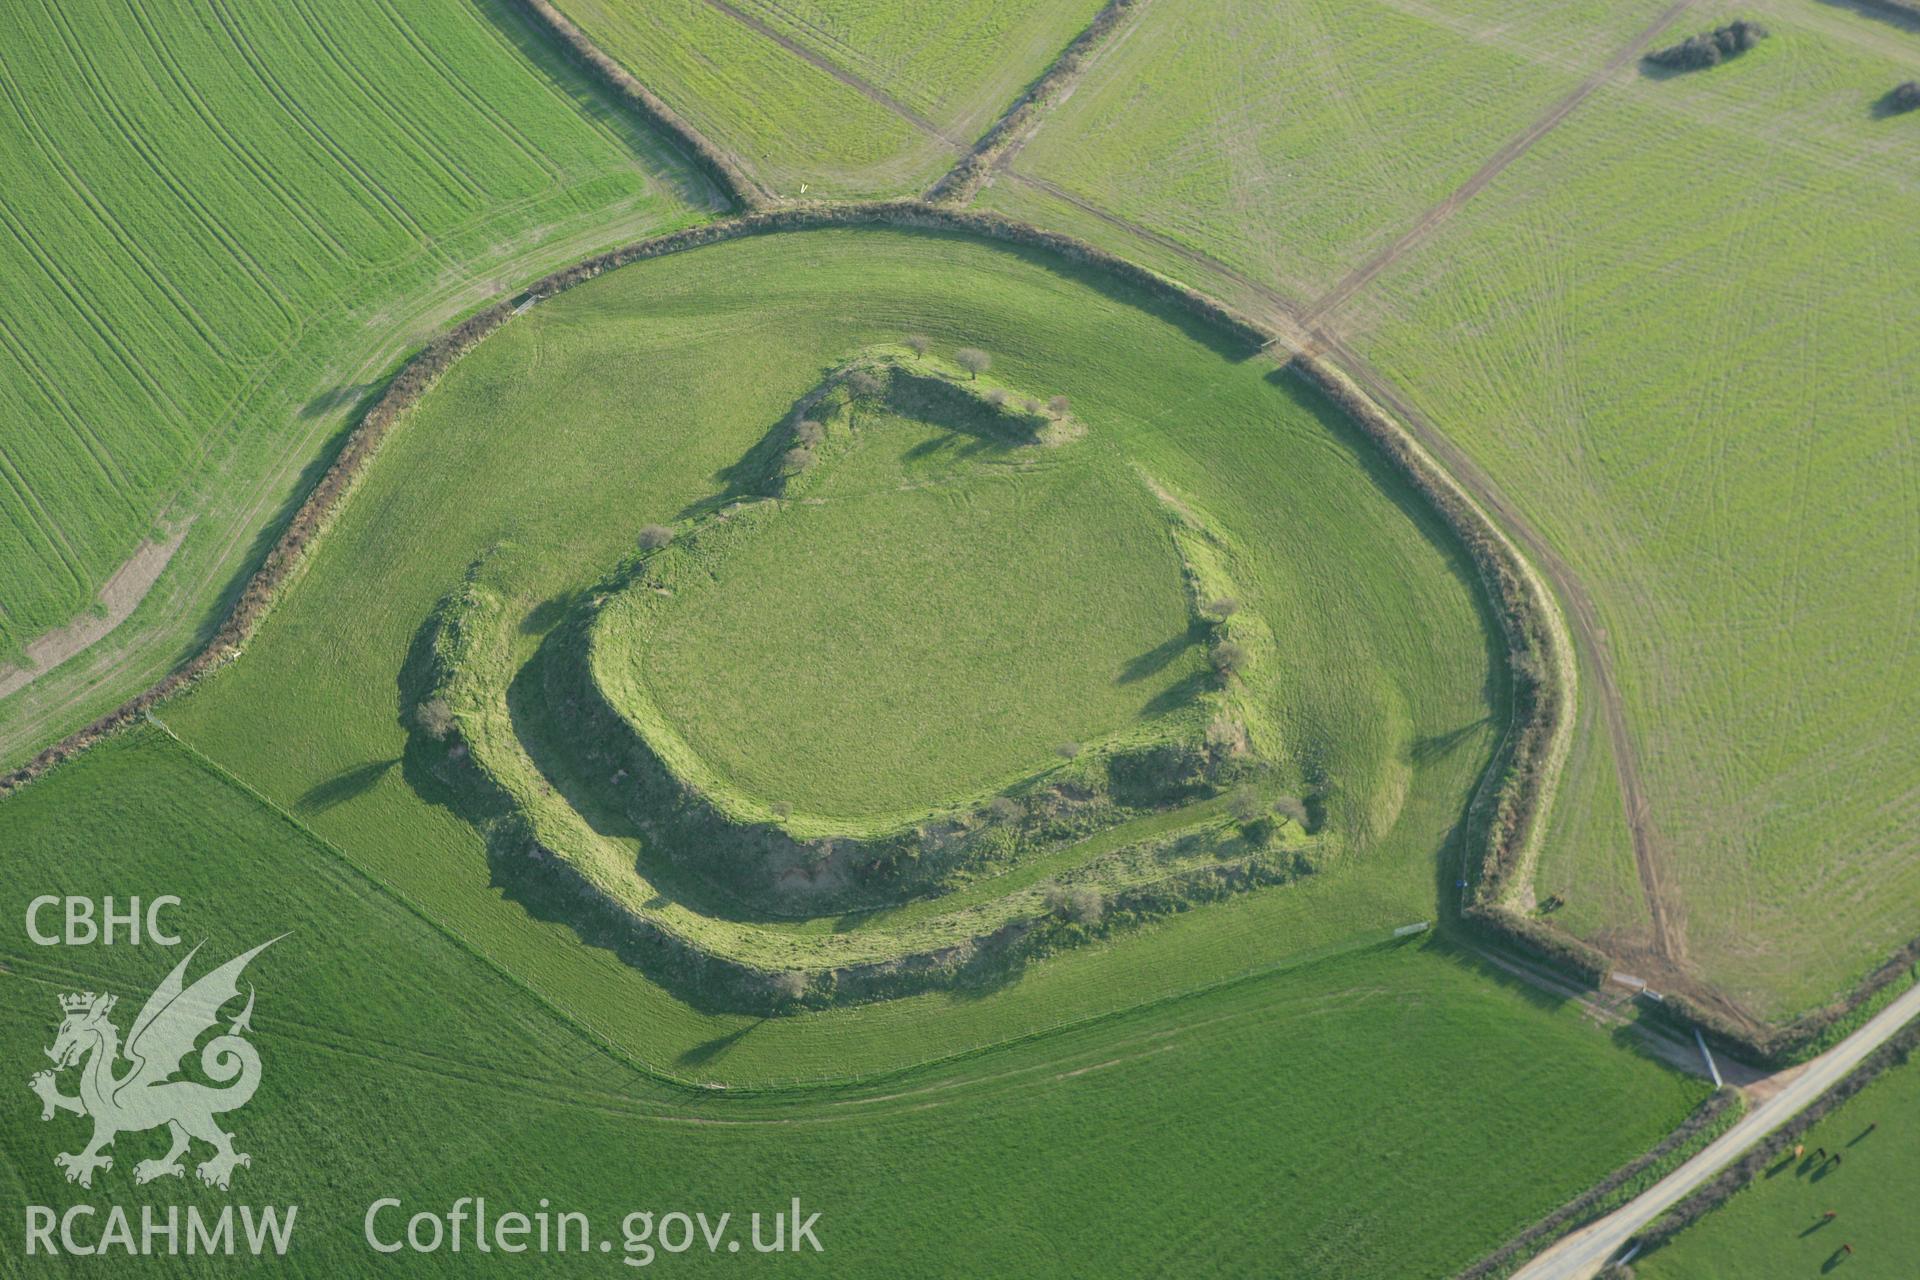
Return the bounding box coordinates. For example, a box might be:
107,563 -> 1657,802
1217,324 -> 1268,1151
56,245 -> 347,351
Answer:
1272,795 -> 1309,828
1042,883 -> 1104,925
416,697 -> 456,741
1211,639 -> 1249,678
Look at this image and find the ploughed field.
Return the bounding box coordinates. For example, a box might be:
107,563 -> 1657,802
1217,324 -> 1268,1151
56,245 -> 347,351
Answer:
1345,0 -> 1920,1015
973,0 -> 1920,1024
548,0 -> 1104,196
0,0 -> 709,764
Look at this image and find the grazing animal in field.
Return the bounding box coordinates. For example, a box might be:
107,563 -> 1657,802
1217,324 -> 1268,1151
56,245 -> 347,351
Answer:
1824,1209 -> 1838,1221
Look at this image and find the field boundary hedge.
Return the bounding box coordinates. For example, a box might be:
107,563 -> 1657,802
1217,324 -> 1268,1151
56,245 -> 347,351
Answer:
1456,1087 -> 1744,1280
508,0 -> 770,212
925,0 -> 1145,205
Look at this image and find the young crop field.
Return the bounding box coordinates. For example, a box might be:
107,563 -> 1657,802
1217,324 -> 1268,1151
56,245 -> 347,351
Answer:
548,0 -> 1100,196
0,0 -> 711,767
728,0 -> 1107,141
1636,1044 -> 1920,1278
1342,0 -> 1920,1019
0,729 -> 1708,1277
976,0 -> 1684,303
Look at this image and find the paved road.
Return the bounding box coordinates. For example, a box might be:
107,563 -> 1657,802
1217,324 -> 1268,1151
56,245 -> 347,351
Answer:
1516,981 -> 1920,1279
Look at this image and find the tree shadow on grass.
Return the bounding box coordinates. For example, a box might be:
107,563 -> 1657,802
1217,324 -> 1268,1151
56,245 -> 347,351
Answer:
295,758 -> 399,813
1117,623 -> 1206,685
299,380 -> 379,419
1139,669 -> 1214,718
677,1018 -> 767,1069
1813,0 -> 1920,36
1409,717 -> 1491,764
467,0 -> 725,212
519,589 -> 582,636
1869,85 -> 1919,119
945,949 -> 1031,1002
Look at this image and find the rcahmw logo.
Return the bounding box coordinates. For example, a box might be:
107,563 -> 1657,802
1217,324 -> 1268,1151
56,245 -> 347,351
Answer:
23,936 -> 301,1259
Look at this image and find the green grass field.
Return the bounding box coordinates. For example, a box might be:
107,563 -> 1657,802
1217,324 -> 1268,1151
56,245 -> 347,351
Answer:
0,729 -> 1708,1277
0,0 -> 710,765
157,225 -> 1501,1068
978,0 -> 1678,302
1637,1042 -> 1920,1279
729,0 -> 1106,139
635,412 -> 1204,821
551,0 -> 1100,197
1346,0 -> 1920,1018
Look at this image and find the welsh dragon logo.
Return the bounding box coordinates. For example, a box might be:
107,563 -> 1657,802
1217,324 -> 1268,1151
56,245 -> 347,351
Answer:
29,938 -> 280,1191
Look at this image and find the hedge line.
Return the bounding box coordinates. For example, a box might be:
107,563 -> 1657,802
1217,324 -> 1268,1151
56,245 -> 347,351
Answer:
1283,359 -> 1567,934
0,292 -> 519,800
491,798 -> 1304,1017
507,0 -> 770,212
1628,1015 -> 1920,1259
1647,937 -> 1920,1068
1456,1087 -> 1745,1280
926,0 -> 1142,204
